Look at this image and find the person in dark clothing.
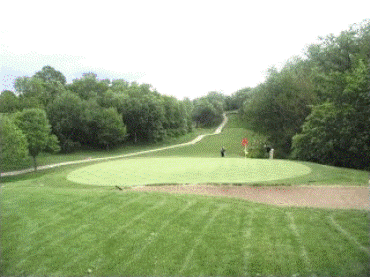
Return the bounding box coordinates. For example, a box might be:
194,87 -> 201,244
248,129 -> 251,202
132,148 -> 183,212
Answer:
264,144 -> 271,158
221,147 -> 226,157
265,145 -> 271,153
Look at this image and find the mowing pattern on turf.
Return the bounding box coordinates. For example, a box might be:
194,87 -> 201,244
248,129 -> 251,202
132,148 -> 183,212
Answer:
2,185 -> 369,276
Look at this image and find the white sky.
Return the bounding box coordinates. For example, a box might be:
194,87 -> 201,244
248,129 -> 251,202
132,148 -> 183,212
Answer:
1,0 -> 369,99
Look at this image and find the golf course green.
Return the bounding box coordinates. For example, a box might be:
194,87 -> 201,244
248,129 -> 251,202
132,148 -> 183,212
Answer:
67,157 -> 312,186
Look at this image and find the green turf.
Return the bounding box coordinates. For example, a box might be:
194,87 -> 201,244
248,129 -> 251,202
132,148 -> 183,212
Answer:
1,180 -> 369,276
1,112 -> 370,276
67,157 -> 312,186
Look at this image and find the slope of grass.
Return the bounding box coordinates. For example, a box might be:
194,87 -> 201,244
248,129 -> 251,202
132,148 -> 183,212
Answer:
1,112 -> 370,276
1,176 -> 369,276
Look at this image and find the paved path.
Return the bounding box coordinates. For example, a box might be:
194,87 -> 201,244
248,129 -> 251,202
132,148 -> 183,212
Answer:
1,113 -> 228,177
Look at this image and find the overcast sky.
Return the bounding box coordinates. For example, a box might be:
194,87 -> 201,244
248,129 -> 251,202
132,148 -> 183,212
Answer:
1,0 -> 369,100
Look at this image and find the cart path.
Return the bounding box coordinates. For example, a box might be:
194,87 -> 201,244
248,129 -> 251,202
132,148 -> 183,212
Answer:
1,113 -> 228,177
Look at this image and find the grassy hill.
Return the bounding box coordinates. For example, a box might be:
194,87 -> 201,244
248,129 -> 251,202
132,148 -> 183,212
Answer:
1,112 -> 369,277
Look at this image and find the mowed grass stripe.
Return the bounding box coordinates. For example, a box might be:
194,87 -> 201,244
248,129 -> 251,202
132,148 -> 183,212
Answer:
244,208 -> 306,276
10,193 -> 150,273
179,204 -> 226,275
329,215 -> 370,255
2,187 -> 370,276
120,200 -> 197,271
33,193 -> 149,250
60,193 -> 169,272
87,196 -> 221,276
286,211 -> 312,274
120,198 -> 229,276
287,208 -> 370,276
243,210 -> 255,276
181,200 -> 249,276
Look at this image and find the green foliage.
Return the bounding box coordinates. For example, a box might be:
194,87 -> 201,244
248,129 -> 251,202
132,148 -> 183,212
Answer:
120,93 -> 166,142
192,94 -> 224,128
225,87 -> 253,111
88,106 -> 127,149
292,59 -> 370,169
14,68 -> 67,108
0,115 -> 30,172
13,108 -> 59,170
46,91 -> 85,152
67,73 -> 109,100
242,58 -> 316,157
33,65 -> 67,85
0,90 -> 20,113
241,20 -> 370,168
47,91 -> 127,151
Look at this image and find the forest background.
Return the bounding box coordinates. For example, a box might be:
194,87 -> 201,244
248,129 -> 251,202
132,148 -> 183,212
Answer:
1,20 -> 369,172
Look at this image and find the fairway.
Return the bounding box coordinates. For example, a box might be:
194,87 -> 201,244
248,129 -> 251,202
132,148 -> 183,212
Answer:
67,157 -> 312,186
2,113 -> 370,277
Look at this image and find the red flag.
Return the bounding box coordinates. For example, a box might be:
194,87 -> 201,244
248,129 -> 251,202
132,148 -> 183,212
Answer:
242,138 -> 248,146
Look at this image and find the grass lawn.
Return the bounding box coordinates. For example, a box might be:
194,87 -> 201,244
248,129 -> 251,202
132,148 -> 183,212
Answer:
1,176 -> 369,276
67,157 -> 312,187
1,112 -> 369,276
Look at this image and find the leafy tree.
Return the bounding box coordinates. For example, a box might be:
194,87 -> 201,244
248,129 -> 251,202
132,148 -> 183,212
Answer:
242,58 -> 316,157
192,98 -> 222,127
120,93 -> 165,143
205,91 -> 226,111
46,91 -> 86,152
226,87 -> 253,111
162,96 -> 187,136
13,108 -> 60,170
67,73 -> 109,100
182,97 -> 194,132
14,76 -> 46,108
292,59 -> 370,169
95,107 -> 127,150
0,90 -> 20,113
14,73 -> 66,108
83,100 -> 127,149
0,115 -> 30,172
33,65 -> 67,85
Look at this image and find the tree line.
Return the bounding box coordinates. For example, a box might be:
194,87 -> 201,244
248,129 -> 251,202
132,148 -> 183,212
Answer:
0,67 -> 230,172
2,20 -> 368,172
240,19 -> 370,169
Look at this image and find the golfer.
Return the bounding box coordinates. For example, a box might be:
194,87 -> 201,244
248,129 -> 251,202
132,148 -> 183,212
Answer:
265,144 -> 271,158
220,146 -> 226,157
269,148 -> 274,159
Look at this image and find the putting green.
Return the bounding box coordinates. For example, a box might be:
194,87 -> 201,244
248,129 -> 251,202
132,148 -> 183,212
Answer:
67,158 -> 311,186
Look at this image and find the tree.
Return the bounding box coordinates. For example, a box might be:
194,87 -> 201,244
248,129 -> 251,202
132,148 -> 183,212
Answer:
13,108 -> 60,170
83,100 -> 127,149
226,87 -> 253,111
46,91 -> 85,152
0,115 -> 29,173
192,98 -> 222,127
242,58 -> 316,157
67,73 -> 109,100
14,73 -> 66,108
162,96 -> 187,136
0,90 -> 20,113
94,108 -> 127,150
33,65 -> 67,85
292,59 -> 370,169
182,97 -> 194,132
